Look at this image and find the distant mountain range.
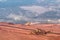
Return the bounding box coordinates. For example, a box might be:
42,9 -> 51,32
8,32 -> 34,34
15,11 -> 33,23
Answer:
0,0 -> 60,24
0,7 -> 60,24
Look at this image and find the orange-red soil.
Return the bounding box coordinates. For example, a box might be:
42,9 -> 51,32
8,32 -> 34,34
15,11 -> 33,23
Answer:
0,22 -> 60,40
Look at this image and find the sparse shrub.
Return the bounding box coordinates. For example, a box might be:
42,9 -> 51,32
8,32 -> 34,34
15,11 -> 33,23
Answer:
30,28 -> 52,35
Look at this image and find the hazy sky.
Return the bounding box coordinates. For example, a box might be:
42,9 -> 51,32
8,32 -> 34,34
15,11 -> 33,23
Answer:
0,0 -> 60,23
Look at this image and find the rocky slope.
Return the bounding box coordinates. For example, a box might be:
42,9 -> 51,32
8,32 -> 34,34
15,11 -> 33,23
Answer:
0,22 -> 60,40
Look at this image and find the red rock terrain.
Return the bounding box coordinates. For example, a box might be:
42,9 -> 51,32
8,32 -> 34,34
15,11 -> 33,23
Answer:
0,22 -> 60,40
